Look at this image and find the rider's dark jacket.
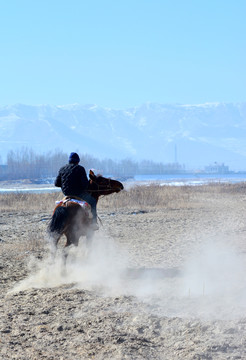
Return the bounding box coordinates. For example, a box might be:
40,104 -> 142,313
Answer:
54,164 -> 89,197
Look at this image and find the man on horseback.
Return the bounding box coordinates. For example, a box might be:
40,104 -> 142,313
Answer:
54,152 -> 99,230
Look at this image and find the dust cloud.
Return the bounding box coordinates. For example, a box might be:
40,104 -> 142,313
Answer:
10,233 -> 246,320
11,232 -> 129,294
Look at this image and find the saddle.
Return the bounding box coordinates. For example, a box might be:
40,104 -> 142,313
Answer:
56,196 -> 93,218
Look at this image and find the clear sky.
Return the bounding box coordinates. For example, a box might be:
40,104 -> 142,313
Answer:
0,0 -> 245,109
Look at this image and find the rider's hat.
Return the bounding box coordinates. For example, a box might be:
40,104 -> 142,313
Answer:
69,152 -> 80,164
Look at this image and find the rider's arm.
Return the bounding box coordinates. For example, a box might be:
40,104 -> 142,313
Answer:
54,171 -> 62,187
78,166 -> 89,189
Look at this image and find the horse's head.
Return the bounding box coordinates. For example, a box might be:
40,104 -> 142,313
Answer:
89,170 -> 124,198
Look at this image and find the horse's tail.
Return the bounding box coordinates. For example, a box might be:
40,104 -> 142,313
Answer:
48,206 -> 69,234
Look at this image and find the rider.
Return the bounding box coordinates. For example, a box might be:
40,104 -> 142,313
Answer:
54,152 -> 99,230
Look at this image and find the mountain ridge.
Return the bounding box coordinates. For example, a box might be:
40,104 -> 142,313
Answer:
1,102 -> 246,170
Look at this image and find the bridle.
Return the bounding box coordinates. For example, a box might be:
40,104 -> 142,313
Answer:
89,177 -> 116,193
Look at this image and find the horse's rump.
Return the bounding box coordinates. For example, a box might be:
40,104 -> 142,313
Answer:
49,205 -> 70,233
49,201 -> 92,236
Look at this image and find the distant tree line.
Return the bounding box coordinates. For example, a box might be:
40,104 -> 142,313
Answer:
0,148 -> 185,181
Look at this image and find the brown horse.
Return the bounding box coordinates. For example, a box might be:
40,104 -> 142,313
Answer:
48,170 -> 124,248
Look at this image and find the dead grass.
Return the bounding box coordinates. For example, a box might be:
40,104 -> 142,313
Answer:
1,182 -> 244,213
0,192 -> 62,212
99,185 -> 192,210
100,182 -> 246,211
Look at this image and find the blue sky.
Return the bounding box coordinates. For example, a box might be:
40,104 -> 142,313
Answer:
0,0 -> 245,109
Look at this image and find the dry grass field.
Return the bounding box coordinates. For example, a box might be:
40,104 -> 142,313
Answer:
1,182 -> 246,359
2,181 -> 246,211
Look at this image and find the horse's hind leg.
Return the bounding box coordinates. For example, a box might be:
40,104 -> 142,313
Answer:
65,229 -> 80,247
61,231 -> 81,270
58,233 -> 74,274
48,231 -> 62,257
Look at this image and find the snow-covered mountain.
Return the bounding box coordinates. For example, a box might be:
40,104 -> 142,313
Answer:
1,102 -> 246,170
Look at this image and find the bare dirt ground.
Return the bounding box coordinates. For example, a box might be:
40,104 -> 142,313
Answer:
1,185 -> 246,359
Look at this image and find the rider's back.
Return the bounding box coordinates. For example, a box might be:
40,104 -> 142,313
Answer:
55,163 -> 89,197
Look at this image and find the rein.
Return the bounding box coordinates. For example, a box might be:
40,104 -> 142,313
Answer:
89,178 -> 116,193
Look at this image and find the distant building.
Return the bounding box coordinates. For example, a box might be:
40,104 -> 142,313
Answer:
204,162 -> 229,174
